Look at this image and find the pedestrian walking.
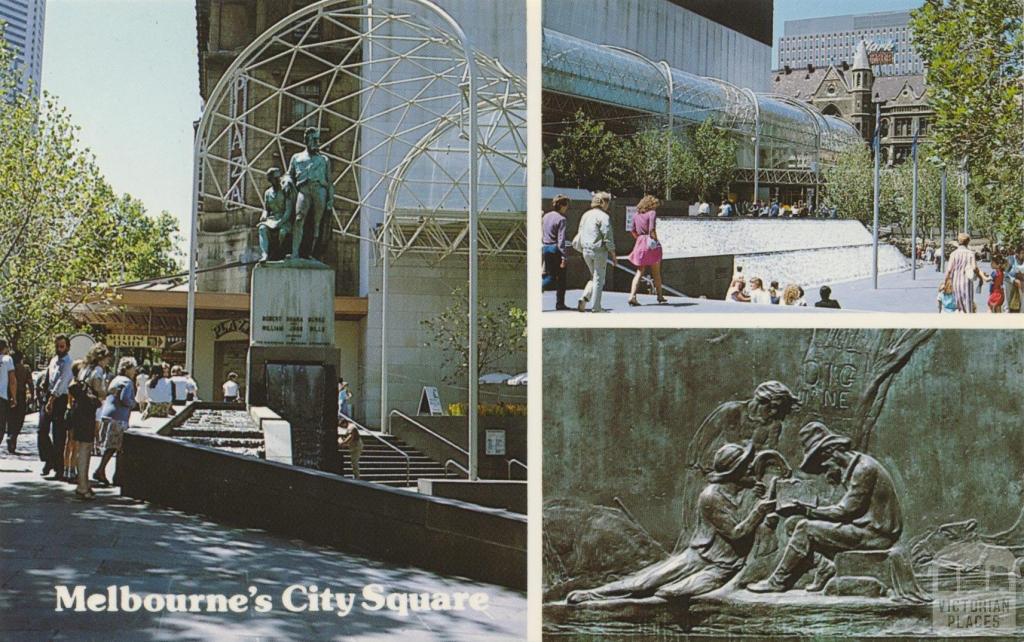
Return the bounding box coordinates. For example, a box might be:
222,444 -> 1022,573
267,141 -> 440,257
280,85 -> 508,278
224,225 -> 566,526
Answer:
542,194 -> 571,310
170,366 -> 191,405
5,351 -> 32,453
769,281 -> 781,305
988,256 -> 1007,313
337,378 -> 353,419
93,357 -> 138,488
38,335 -> 73,479
937,277 -> 957,313
573,191 -> 615,313
135,365 -> 150,414
627,195 -> 666,306
0,340 -> 15,452
222,372 -> 241,403
1006,246 -> 1024,313
944,233 -> 987,313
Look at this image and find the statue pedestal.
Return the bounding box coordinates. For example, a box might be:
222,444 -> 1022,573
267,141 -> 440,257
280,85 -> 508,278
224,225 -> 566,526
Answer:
247,260 -> 340,473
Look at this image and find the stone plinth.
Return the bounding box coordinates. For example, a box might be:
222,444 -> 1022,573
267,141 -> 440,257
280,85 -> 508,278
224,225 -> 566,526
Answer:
247,260 -> 341,473
250,259 -> 335,346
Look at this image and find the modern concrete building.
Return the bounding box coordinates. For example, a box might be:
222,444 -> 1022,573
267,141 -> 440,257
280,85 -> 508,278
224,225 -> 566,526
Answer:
0,0 -> 46,96
778,10 -> 924,77
770,40 -> 934,166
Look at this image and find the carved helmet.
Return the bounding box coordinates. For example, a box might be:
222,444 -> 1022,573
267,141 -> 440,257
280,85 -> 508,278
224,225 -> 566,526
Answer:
798,421 -> 852,473
708,442 -> 755,483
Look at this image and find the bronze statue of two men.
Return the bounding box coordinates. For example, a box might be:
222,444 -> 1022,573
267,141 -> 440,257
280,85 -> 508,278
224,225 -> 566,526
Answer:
258,127 -> 334,262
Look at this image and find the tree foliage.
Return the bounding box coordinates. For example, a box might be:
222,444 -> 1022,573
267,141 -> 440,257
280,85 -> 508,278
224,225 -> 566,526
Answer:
420,287 -> 526,386
910,0 -> 1024,243
0,27 -> 183,355
545,111 -> 737,201
823,143 -> 969,238
681,118 -> 737,202
614,125 -> 688,197
544,110 -> 623,191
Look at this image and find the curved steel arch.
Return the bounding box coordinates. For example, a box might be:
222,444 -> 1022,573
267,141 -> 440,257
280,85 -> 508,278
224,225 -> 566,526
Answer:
186,0 -> 509,479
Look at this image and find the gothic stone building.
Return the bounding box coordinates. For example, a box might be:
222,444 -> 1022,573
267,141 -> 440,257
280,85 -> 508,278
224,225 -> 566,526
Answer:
769,40 -> 933,166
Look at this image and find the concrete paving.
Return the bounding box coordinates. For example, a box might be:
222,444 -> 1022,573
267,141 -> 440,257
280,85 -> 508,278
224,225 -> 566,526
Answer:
544,261 -> 1015,314
0,417 -> 526,641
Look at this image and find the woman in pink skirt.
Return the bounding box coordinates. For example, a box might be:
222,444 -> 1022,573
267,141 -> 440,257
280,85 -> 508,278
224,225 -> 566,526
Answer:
627,195 -> 666,306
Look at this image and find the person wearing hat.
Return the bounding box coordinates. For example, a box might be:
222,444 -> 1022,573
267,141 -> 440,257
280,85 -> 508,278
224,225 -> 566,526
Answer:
567,442 -> 776,604
688,381 -> 801,474
747,421 -> 903,593
222,372 -> 241,403
257,167 -> 295,262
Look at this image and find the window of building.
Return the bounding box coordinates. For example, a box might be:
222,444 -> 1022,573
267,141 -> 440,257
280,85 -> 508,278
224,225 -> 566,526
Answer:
290,81 -> 322,127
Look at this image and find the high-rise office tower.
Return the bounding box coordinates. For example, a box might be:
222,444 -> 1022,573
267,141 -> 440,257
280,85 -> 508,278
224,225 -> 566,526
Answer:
1,0 -> 47,97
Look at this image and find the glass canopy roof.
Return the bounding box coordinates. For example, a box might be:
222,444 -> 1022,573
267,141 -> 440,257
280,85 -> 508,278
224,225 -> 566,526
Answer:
543,28 -> 863,172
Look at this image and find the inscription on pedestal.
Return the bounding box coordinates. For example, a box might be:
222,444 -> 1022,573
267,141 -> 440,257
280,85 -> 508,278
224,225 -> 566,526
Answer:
250,262 -> 335,346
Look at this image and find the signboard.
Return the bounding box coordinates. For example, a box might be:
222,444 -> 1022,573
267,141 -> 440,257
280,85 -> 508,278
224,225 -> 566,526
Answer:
214,318 -> 250,340
106,334 -> 165,349
625,206 -> 637,232
866,40 -> 895,66
485,430 -> 506,456
419,386 -> 444,416
249,266 -> 335,346
225,74 -> 248,209
868,50 -> 894,66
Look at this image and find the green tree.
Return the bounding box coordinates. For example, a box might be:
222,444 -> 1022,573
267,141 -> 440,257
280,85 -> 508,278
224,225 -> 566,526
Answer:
614,125 -> 688,198
822,144 -> 876,225
678,118 -> 737,201
0,27 -> 183,354
420,287 -> 527,386
544,109 -> 623,191
910,0 -> 1024,243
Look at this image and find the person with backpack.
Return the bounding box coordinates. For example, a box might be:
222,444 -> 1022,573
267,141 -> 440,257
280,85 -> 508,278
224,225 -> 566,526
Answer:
67,352 -> 108,499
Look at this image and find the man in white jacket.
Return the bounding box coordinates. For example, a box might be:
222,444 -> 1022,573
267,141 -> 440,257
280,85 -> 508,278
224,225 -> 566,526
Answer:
574,191 -> 615,313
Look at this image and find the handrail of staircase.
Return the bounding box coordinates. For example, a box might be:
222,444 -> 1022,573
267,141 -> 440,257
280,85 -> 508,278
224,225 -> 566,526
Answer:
608,255 -> 687,298
507,458 -> 527,479
444,459 -> 469,478
389,409 -> 469,457
340,412 -> 410,487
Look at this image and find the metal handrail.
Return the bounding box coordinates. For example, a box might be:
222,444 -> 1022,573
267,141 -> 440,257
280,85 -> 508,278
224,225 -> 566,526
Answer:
389,409 -> 469,456
507,458 -> 527,479
445,459 -> 469,478
340,413 -> 410,487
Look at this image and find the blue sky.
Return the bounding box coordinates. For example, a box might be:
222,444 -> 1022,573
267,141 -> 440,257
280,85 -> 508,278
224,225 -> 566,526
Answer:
41,0 -> 199,250
772,0 -> 925,67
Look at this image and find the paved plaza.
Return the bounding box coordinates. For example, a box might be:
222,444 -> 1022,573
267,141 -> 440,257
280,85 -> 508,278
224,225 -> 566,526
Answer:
545,261 -> 1010,314
0,418 -> 526,641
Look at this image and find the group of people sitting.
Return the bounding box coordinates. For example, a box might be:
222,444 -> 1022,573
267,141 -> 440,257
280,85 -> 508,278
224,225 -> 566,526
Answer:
725,272 -> 842,309
693,199 -> 833,219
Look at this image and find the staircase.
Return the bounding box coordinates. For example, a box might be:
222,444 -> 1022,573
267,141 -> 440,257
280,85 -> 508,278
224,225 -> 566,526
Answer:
341,432 -> 454,488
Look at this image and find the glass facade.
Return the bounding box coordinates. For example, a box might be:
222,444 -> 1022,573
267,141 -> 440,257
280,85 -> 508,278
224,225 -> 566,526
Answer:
544,28 -> 862,176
